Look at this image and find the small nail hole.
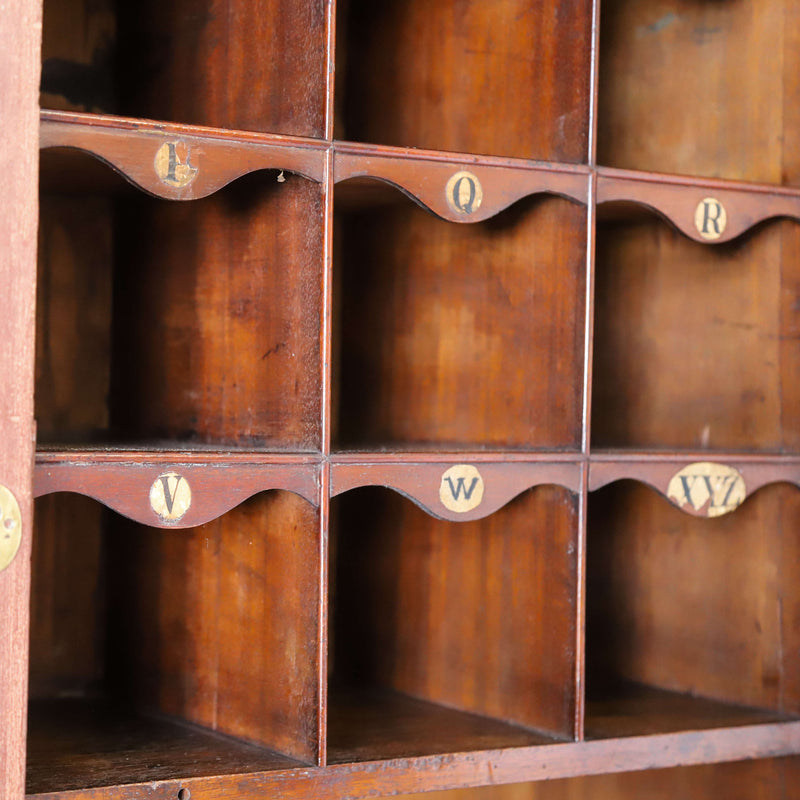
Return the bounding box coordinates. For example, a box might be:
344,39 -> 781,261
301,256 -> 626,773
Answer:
178,789 -> 190,800
4,518 -> 14,530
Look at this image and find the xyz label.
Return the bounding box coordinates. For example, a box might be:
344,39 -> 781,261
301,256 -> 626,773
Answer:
666,462 -> 745,518
439,464 -> 485,513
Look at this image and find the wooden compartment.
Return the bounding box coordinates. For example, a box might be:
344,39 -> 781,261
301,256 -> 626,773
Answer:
40,0 -> 328,136
335,0 -> 593,162
327,485 -> 580,761
591,216 -> 800,452
597,0 -> 800,184
332,194 -> 587,451
36,153 -> 325,450
26,490 -> 322,795
585,481 -> 800,738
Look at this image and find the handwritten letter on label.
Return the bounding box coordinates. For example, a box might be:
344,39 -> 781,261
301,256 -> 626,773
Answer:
150,472 -> 192,522
666,462 -> 746,518
439,464 -> 485,513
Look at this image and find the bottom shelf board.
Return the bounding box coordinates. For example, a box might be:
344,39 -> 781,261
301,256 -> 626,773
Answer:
26,698 -> 305,795
585,683 -> 797,739
326,688 -> 558,764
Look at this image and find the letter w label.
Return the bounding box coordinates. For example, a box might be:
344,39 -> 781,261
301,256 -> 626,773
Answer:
439,464 -> 485,514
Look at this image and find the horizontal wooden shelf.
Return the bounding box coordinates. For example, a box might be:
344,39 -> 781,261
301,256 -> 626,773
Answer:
26,698 -> 305,796
585,683 -> 796,740
597,166 -> 800,243
327,688 -> 556,764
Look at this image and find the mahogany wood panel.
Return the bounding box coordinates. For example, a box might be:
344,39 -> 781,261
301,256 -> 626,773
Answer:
327,689 -> 556,764
331,459 -> 581,522
0,1 -> 42,799
592,219 -> 794,451
385,758 -> 798,800
40,112 -> 326,199
106,491 -> 322,764
40,0 -> 115,114
597,1 -> 800,184
28,495 -> 105,699
24,724 -> 800,800
330,486 -> 579,740
598,167 -> 800,243
335,146 -> 589,223
34,454 -> 318,528
333,198 -> 586,450
111,176 -> 324,449
26,699 -> 304,794
587,482 -> 800,715
336,0 -> 593,162
114,1 -> 328,136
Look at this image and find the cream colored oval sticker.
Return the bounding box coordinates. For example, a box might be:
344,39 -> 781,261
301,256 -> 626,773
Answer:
0,484 -> 22,572
439,465 -> 485,513
150,472 -> 192,522
445,170 -> 483,215
666,462 -> 745,518
154,141 -> 198,188
694,197 -> 727,240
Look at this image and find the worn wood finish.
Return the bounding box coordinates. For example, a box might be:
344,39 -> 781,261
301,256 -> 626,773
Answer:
331,486 -> 579,740
587,482 -> 800,715
597,1 -> 799,184
333,197 -> 586,450
327,689 -> 556,764
337,0 -> 593,162
331,459 -> 581,522
592,219 -> 793,451
114,1 -> 328,136
106,490 -> 322,764
25,725 -> 800,800
335,146 -> 589,223
40,112 -> 325,199
112,175 -> 325,449
0,0 -> 42,798
26,699 -> 305,794
598,167 -> 800,243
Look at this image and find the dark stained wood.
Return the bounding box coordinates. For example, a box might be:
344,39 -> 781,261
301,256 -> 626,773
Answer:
336,0 -> 593,162
597,1 -> 797,184
114,1 -> 328,136
586,683 -> 795,739
28,495 -> 105,700
598,167 -> 800,243
25,725 -> 800,800
106,490 -> 322,764
592,218 -> 792,451
0,1 -> 42,798
26,698 -> 305,795
587,482 -> 800,715
330,486 -> 579,741
34,453 -> 319,528
112,174 -> 325,450
327,688 -> 558,764
40,111 -> 326,200
331,459 -> 581,522
335,146 -> 589,223
333,196 -> 587,450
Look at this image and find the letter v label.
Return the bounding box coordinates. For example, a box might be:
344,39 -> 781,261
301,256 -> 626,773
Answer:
150,471 -> 192,522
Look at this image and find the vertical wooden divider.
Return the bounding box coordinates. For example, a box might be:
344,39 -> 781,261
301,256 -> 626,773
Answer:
0,1 -> 41,799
